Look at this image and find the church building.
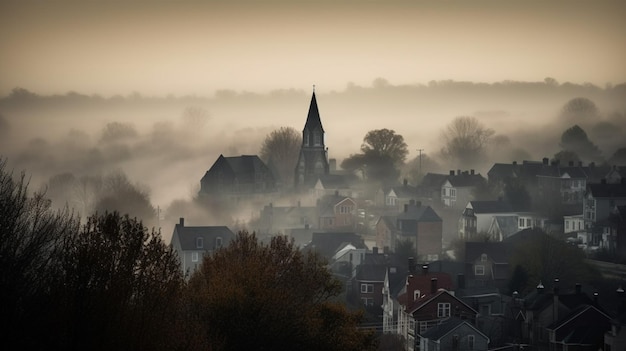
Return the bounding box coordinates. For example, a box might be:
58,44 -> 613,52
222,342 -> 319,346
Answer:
294,90 -> 330,189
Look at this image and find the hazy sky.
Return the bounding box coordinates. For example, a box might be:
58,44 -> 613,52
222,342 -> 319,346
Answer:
1,0 -> 625,97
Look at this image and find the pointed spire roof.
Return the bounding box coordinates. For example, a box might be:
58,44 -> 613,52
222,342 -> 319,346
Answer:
304,90 -> 324,132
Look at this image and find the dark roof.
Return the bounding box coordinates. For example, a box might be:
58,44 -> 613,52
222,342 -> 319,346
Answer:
447,173 -> 486,188
465,241 -> 510,264
419,318 -> 485,340
389,183 -> 417,198
355,264 -> 387,282
397,204 -> 442,222
492,216 -> 520,238
546,305 -> 611,345
304,92 -> 324,132
201,154 -> 275,189
172,223 -> 235,251
317,193 -> 354,217
304,232 -> 366,260
468,200 -> 515,214
588,183 -> 626,198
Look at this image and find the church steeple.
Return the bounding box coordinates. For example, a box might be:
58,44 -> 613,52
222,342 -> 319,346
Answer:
294,88 -> 330,189
304,91 -> 324,133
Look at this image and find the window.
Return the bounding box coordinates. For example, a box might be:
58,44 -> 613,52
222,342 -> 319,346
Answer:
475,265 -> 485,276
468,335 -> 475,349
340,205 -> 351,214
196,237 -> 203,248
565,221 -> 569,230
361,283 -> 374,293
450,189 -> 456,198
526,218 -> 531,227
442,188 -> 446,196
215,237 -> 223,248
480,304 -> 491,316
191,252 -> 199,262
519,218 -> 524,227
361,297 -> 374,306
480,253 -> 487,262
314,132 -> 321,146
437,302 -> 451,317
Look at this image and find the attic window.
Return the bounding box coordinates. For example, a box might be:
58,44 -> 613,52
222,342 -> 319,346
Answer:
480,254 -> 487,262
196,237 -> 203,249
216,237 -> 223,248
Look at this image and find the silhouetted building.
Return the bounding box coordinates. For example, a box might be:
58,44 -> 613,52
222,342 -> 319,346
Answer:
294,90 -> 329,189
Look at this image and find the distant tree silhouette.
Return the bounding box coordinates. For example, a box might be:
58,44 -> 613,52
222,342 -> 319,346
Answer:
559,125 -> 602,162
259,126 -> 302,187
341,129 -> 408,186
440,116 -> 494,169
552,149 -> 581,166
609,147 -> 626,166
560,97 -> 598,126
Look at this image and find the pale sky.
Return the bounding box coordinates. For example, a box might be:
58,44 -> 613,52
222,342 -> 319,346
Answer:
1,0 -> 625,96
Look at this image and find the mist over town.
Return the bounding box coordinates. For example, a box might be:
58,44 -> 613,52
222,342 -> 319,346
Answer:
2,0 -> 626,350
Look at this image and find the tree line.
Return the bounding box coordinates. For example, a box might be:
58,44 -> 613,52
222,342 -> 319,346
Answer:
0,158 -> 376,351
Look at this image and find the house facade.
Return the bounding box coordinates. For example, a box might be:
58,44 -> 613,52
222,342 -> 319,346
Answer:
419,318 -> 490,351
441,170 -> 486,210
169,218 -> 235,276
396,201 -> 443,262
317,193 -> 357,230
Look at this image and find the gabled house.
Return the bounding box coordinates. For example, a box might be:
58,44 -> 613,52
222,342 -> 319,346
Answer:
487,215 -> 519,241
441,169 -> 486,210
407,290 -> 478,351
396,201 -> 443,262
376,179 -> 418,213
546,304 -> 611,351
199,154 -> 276,204
393,262 -> 457,351
329,242 -> 368,279
375,216 -> 397,252
355,263 -> 387,310
459,200 -> 515,240
169,218 -> 235,276
419,317 -> 490,351
582,181 -> 626,249
316,192 -> 358,230
513,281 -> 598,347
311,174 -> 354,200
464,242 -> 510,290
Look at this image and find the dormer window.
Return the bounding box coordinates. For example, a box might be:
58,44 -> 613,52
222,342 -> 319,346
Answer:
196,237 -> 203,249
481,253 -> 487,262
216,237 -> 223,248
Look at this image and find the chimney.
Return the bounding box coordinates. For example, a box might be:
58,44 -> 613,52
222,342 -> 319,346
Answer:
422,264 -> 429,275
408,257 -> 416,273
575,283 -> 582,294
430,277 -> 438,294
450,170 -> 455,176
457,273 -> 465,290
543,157 -> 549,165
470,169 -> 475,175
457,169 -> 461,175
179,217 -> 185,227
513,161 -> 517,165
553,278 -> 560,322
403,178 -> 408,186
373,247 -> 379,255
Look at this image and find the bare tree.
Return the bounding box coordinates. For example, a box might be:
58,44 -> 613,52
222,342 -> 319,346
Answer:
440,116 -> 494,169
259,127 -> 302,186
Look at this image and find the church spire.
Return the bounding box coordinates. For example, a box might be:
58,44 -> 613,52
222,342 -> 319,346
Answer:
304,88 -> 324,133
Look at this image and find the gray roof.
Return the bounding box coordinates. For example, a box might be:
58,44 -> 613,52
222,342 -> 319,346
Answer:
355,264 -> 387,282
465,241 -> 510,264
304,232 -> 366,261
447,173 -> 486,188
172,223 -> 235,251
492,215 -> 520,238
397,205 -> 442,222
420,317 -> 486,340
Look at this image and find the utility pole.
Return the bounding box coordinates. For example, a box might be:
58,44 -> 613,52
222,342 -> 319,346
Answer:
417,148 -> 424,176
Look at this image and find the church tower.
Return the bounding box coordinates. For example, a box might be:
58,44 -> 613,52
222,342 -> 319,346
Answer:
294,88 -> 329,189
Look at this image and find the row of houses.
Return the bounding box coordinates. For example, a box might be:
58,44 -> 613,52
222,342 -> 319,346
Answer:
168,91 -> 626,349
